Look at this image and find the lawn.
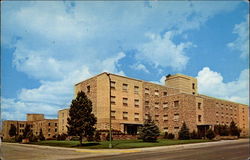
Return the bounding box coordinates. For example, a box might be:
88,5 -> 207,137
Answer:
30,139 -> 211,149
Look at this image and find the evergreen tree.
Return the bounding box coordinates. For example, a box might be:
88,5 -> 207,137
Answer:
23,124 -> 32,138
206,128 -> 215,140
139,115 -> 160,142
229,121 -> 241,137
38,129 -> 45,141
9,124 -> 17,137
67,91 -> 97,145
178,122 -> 190,140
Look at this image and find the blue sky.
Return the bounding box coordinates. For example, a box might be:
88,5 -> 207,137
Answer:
1,1 -> 249,120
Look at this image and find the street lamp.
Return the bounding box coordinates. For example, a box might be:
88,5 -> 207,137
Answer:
106,73 -> 112,149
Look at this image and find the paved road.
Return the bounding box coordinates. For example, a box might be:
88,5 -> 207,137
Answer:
69,140 -> 250,160
1,139 -> 249,160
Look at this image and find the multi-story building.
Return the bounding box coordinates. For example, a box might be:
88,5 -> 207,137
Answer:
2,114 -> 58,140
58,108 -> 69,135
59,72 -> 249,137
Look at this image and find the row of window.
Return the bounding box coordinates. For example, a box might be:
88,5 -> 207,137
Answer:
111,111 -> 140,121
111,97 -> 140,107
216,103 -> 237,111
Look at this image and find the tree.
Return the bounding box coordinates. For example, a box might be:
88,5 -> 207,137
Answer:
23,124 -> 32,139
9,124 -> 17,137
67,91 -> 97,145
190,130 -> 200,139
178,122 -> 190,140
38,128 -> 45,141
139,115 -> 160,142
206,129 -> 215,140
229,121 -> 241,137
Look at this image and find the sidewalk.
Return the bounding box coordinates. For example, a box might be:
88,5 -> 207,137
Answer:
3,138 -> 248,153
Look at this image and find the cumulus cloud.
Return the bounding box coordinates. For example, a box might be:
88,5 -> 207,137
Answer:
227,14 -> 249,58
1,1 -> 242,120
131,63 -> 150,73
137,31 -> 193,71
197,67 -> 249,105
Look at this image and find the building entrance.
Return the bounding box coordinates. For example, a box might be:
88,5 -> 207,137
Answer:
124,124 -> 142,135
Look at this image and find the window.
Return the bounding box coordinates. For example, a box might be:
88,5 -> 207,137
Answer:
62,119 -> 64,124
111,96 -> 116,104
163,114 -> 168,121
55,123 -> 57,127
134,86 -> 139,94
192,83 -> 195,89
174,101 -> 179,107
55,128 -> 57,132
111,111 -> 116,120
155,90 -> 159,96
163,91 -> 167,96
87,85 -> 90,93
174,113 -> 179,121
216,112 -> 219,116
111,81 -> 116,89
155,102 -> 159,109
122,83 -> 128,92
145,114 -> 149,120
145,101 -> 149,105
123,112 -> 128,120
48,123 -> 50,126
174,127 -> 179,131
163,127 -> 168,132
134,113 -> 139,121
62,112 -> 64,117
145,88 -> 150,95
48,134 -> 51,137
155,115 -> 159,121
163,102 -> 168,109
123,98 -> 128,106
48,128 -> 50,132
198,115 -> 202,122
198,103 -> 202,109
134,99 -> 139,108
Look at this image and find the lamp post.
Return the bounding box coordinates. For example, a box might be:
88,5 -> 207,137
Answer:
106,73 -> 112,149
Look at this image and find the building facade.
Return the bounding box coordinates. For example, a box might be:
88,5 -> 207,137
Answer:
2,114 -> 58,140
59,72 -> 249,137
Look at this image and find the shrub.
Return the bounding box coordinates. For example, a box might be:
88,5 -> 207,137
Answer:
229,121 -> 241,137
206,129 -> 215,140
94,131 -> 101,142
214,124 -> 229,136
167,133 -> 175,139
178,122 -> 190,140
163,132 -> 168,139
190,130 -> 200,139
15,135 -> 23,143
70,136 -> 79,141
29,134 -> 38,142
105,133 -> 113,141
38,129 -> 45,141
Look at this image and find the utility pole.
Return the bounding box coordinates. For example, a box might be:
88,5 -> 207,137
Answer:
106,73 -> 112,149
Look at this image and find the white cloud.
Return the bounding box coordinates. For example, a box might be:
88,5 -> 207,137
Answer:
1,1 -> 242,120
227,14 -> 249,58
137,31 -> 193,71
197,67 -> 249,105
131,63 -> 150,73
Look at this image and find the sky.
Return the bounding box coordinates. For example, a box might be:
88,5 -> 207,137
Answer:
1,1 -> 249,120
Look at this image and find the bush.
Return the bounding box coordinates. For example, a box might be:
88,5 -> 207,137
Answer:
70,136 -> 79,141
105,133 -> 113,141
57,133 -> 67,141
178,122 -> 190,140
229,121 -> 241,137
15,135 -> 23,143
29,134 -> 38,142
214,125 -> 229,136
163,132 -> 168,139
190,130 -> 200,139
38,129 -> 45,141
167,133 -> 175,139
206,129 -> 215,140
94,131 -> 101,142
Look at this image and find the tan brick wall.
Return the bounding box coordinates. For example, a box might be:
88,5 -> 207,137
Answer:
27,114 -> 44,121
165,74 -> 197,95
58,109 -> 69,135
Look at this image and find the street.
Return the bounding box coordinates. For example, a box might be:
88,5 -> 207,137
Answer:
0,139 -> 249,160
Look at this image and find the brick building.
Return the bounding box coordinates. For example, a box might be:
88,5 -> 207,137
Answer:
59,72 -> 249,137
2,114 -> 58,140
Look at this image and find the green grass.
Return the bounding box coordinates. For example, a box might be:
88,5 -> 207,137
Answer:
30,139 -> 211,149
